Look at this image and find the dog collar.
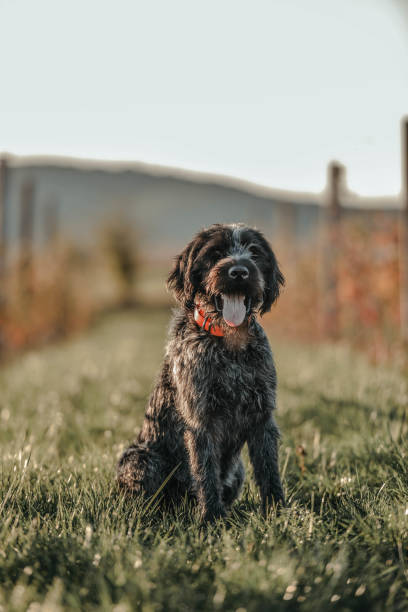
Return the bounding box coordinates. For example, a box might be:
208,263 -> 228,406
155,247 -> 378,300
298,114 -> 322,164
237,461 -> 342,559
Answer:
194,304 -> 224,337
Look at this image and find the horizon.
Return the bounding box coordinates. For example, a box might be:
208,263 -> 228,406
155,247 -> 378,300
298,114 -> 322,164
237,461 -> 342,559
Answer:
2,150 -> 401,204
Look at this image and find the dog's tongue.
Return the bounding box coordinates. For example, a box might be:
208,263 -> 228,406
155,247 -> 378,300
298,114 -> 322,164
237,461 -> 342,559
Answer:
221,294 -> 246,327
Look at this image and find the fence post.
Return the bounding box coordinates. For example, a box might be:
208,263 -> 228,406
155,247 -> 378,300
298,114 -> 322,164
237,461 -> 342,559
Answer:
276,200 -> 297,288
19,179 -> 35,296
0,157 -> 8,290
277,200 -> 296,243
0,158 -> 8,357
400,117 -> 408,342
320,161 -> 343,339
44,199 -> 59,247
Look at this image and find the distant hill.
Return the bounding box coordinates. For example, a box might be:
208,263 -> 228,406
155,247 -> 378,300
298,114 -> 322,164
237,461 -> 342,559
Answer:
1,155 -> 400,260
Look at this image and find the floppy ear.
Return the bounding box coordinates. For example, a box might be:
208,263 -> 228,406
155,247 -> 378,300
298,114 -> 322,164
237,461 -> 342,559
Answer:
259,250 -> 285,315
167,234 -> 203,308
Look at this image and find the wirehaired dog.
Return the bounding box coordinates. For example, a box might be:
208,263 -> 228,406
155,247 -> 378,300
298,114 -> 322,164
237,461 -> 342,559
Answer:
117,223 -> 285,522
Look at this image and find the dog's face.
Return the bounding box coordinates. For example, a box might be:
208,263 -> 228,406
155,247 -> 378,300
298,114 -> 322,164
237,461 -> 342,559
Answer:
167,224 -> 284,327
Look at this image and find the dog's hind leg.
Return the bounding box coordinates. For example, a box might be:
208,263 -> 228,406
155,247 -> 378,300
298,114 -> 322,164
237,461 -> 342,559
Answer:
117,443 -> 175,499
222,457 -> 245,508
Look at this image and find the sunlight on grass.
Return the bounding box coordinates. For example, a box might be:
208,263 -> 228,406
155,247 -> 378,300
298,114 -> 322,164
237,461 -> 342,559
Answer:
0,309 -> 407,610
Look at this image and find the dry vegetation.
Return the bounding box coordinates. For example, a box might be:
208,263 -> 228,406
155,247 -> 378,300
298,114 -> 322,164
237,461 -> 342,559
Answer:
267,217 -> 402,364
0,222 -> 140,361
0,217 -> 404,368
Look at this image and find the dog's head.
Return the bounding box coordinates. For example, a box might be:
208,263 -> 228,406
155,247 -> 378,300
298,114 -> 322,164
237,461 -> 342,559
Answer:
167,224 -> 284,327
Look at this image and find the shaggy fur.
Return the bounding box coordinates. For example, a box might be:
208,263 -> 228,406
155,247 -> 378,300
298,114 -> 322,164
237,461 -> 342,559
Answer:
117,223 -> 285,521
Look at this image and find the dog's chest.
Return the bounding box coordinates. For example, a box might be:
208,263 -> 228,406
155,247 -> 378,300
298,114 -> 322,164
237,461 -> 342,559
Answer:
216,358 -> 255,401
170,330 -> 275,428
202,343 -> 273,425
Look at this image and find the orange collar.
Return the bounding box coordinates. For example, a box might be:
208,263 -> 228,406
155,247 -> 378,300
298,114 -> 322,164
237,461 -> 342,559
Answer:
194,304 -> 224,337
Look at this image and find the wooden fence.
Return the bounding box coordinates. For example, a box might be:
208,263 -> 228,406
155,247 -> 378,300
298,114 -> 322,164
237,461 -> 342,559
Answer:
318,117 -> 408,342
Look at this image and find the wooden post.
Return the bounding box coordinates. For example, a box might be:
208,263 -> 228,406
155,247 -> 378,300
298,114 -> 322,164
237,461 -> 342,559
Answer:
44,199 -> 59,247
276,200 -> 297,284
19,179 -> 35,295
0,158 -> 7,286
0,158 -> 8,357
277,201 -> 296,243
400,117 -> 408,341
320,161 -> 343,339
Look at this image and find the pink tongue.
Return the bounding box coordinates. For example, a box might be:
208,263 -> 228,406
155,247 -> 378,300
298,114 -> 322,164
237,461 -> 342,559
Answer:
221,295 -> 246,327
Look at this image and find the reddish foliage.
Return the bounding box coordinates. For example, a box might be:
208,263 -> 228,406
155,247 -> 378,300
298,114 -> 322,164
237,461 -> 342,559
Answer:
0,217 -> 404,364
0,248 -> 97,360
265,217 -> 402,362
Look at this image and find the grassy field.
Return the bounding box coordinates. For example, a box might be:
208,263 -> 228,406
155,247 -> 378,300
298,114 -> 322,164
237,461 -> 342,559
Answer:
1,308 -> 408,611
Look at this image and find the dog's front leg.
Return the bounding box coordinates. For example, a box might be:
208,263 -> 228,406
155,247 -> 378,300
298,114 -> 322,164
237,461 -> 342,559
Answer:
248,417 -> 285,515
184,428 -> 225,523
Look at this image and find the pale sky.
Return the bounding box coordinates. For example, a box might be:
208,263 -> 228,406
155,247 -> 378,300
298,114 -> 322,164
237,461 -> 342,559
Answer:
1,0 -> 407,196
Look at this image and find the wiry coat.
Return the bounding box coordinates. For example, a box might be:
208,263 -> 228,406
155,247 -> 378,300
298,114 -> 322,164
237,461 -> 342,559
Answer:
117,224 -> 285,521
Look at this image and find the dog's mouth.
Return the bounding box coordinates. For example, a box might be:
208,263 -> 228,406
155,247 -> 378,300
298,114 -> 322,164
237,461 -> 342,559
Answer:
214,294 -> 251,328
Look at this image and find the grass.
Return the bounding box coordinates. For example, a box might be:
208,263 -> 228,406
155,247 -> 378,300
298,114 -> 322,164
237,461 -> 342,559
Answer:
1,308 -> 408,611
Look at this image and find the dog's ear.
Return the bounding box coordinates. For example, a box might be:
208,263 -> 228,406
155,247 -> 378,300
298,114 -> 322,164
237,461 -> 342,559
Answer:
167,234 -> 204,307
259,244 -> 285,315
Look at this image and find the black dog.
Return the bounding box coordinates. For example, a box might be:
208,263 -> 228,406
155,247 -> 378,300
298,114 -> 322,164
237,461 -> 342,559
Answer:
117,224 -> 285,522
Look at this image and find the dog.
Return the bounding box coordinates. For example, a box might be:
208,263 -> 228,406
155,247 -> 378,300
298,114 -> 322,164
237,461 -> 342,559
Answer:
117,223 -> 285,522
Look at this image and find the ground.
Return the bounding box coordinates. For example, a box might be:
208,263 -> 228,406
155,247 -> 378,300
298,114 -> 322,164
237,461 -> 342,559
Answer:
0,308 -> 408,611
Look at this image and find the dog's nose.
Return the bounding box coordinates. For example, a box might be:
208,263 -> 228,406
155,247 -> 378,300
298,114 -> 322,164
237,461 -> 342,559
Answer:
228,265 -> 249,280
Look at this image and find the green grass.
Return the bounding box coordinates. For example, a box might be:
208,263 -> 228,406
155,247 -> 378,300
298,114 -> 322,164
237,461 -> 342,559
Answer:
1,308 -> 408,611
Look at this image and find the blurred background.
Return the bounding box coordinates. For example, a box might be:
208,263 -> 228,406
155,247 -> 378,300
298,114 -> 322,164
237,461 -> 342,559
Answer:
0,0 -> 407,362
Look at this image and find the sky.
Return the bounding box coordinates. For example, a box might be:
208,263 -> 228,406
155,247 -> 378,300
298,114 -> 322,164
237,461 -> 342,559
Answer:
1,0 -> 407,196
